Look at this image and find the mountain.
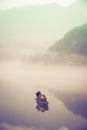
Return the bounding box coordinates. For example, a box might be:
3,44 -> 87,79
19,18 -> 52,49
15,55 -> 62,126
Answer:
23,23 -> 87,64
0,1 -> 87,54
48,23 -> 87,55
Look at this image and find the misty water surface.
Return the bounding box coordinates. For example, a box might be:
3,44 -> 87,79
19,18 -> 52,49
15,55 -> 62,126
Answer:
0,61 -> 87,130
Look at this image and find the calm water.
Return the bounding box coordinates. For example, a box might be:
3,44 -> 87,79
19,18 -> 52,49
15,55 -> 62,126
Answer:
0,61 -> 87,130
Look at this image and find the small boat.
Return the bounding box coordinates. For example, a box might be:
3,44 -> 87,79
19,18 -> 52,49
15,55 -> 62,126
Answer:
35,91 -> 49,112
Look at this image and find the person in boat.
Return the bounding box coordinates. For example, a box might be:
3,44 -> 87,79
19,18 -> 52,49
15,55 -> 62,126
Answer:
36,91 -> 41,98
36,91 -> 47,102
35,91 -> 49,112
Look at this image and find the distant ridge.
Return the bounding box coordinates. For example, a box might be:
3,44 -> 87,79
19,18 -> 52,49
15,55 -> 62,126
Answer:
48,23 -> 87,55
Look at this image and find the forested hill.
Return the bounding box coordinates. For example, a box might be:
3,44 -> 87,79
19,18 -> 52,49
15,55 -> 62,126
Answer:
48,23 -> 87,55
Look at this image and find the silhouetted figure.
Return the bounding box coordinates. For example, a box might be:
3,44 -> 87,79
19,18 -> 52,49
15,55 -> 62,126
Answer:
36,91 -> 41,97
35,91 -> 49,112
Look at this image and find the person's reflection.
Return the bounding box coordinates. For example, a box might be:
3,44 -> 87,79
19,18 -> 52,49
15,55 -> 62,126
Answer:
35,91 -> 49,112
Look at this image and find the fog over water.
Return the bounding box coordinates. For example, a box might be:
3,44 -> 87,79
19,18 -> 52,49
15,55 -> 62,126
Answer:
0,60 -> 87,130
0,0 -> 87,129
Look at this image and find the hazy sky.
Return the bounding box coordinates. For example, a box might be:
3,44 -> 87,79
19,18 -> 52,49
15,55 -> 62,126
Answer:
0,0 -> 87,54
0,0 -> 78,10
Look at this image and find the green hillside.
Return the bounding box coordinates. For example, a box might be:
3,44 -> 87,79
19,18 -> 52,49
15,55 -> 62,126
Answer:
49,23 -> 87,55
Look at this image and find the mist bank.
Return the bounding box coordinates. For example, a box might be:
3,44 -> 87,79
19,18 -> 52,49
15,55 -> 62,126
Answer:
0,50 -> 87,66
22,51 -> 87,66
0,47 -> 87,66
0,61 -> 87,94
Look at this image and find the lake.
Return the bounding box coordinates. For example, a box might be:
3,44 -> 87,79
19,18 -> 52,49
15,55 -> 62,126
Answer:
0,61 -> 87,130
